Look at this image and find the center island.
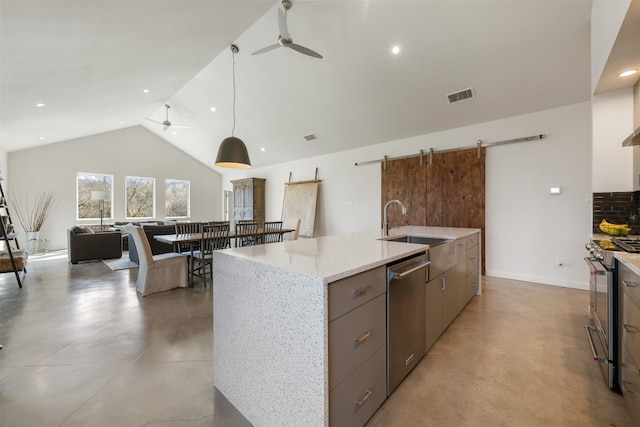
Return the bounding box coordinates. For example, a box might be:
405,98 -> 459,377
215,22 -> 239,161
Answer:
212,226 -> 481,426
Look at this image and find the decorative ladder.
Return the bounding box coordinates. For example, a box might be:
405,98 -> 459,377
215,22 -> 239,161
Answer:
0,177 -> 24,288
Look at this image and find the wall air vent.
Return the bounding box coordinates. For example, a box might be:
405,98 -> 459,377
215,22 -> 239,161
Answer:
446,87 -> 475,104
304,133 -> 318,142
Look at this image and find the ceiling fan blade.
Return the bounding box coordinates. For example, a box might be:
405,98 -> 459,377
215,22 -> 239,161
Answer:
252,44 -> 281,55
144,118 -> 164,125
278,7 -> 289,39
290,43 -> 323,59
172,124 -> 191,129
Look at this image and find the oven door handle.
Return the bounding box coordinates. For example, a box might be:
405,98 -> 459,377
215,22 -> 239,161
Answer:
583,257 -> 602,276
584,325 -> 610,365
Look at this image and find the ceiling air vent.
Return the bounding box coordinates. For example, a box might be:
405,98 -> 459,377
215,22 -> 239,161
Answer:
446,87 -> 475,104
304,133 -> 318,142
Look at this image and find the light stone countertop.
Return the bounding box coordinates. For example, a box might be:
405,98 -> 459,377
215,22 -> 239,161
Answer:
615,252 -> 640,275
212,225 -> 481,426
215,226 -> 480,284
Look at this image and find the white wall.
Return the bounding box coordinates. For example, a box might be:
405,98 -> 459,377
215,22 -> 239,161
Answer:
591,0 -> 631,93
592,88 -> 636,191
7,126 -> 222,250
0,146 -> 7,186
221,102 -> 593,290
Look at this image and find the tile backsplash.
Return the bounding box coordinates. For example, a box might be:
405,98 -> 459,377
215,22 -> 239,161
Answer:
593,191 -> 640,234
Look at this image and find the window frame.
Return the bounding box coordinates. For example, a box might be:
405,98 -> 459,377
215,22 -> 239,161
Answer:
125,175 -> 156,220
165,179 -> 190,219
76,172 -> 113,221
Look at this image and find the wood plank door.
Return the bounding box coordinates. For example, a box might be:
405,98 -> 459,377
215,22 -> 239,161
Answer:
381,157 -> 426,228
380,148 -> 485,274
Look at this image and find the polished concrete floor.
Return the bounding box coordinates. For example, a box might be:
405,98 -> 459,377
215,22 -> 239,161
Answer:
0,252 -> 631,426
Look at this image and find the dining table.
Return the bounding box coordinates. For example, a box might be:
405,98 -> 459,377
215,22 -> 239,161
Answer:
154,228 -> 294,285
154,227 -> 295,248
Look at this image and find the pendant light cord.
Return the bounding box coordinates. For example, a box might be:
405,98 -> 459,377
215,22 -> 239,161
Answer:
232,48 -> 237,137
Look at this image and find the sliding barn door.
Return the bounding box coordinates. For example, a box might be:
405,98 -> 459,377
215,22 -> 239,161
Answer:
381,147 -> 485,273
381,157 -> 426,227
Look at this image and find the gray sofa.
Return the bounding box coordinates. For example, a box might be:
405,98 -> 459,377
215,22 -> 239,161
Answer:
127,224 -> 176,264
68,227 -> 122,264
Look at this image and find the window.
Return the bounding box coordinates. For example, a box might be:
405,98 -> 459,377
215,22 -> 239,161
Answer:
77,172 -> 113,220
165,179 -> 190,218
125,176 -> 155,219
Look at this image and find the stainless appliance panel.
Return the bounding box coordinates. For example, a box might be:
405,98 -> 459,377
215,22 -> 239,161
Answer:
387,252 -> 427,395
583,248 -> 618,391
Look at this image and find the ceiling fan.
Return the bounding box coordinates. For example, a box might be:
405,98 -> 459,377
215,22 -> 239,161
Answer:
144,104 -> 190,131
252,0 -> 322,59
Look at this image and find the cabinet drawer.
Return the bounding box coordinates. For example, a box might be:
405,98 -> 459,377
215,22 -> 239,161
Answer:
621,291 -> 640,359
329,266 -> 386,322
620,343 -> 640,425
620,271 -> 640,309
329,294 -> 386,390
465,271 -> 479,303
465,246 -> 479,275
329,347 -> 386,427
466,233 -> 479,249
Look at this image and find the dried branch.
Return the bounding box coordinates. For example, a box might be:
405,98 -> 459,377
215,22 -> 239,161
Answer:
10,191 -> 58,232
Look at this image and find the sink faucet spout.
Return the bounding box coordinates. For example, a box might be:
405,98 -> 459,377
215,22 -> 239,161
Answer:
383,199 -> 407,236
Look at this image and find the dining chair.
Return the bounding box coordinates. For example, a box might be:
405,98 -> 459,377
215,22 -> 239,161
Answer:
262,221 -> 283,244
126,226 -> 188,296
191,223 -> 229,285
175,222 -> 203,254
207,221 -> 231,247
235,221 -> 259,247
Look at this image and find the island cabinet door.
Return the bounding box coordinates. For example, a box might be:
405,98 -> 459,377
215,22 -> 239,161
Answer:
329,347 -> 386,427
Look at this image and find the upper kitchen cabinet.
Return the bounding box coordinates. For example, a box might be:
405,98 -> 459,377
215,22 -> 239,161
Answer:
231,178 -> 265,225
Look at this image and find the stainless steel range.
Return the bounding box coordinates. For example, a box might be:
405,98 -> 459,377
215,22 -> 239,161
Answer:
583,237 -> 640,392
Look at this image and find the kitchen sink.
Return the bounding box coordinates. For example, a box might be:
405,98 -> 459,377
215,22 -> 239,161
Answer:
382,235 -> 450,246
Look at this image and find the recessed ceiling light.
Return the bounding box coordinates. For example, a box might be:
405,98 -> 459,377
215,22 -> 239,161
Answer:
392,46 -> 400,55
172,131 -> 177,135
619,69 -> 638,77
210,107 -> 216,112
39,136 -> 45,140
261,147 -> 266,152
36,103 -> 45,107
119,121 -> 124,124
143,89 -> 149,93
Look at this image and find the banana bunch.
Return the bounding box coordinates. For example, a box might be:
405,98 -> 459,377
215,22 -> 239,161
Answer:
599,219 -> 632,236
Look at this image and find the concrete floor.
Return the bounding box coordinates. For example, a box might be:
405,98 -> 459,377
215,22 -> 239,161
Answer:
0,252 -> 631,426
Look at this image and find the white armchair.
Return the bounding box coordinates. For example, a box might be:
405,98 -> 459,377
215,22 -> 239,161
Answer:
126,226 -> 188,296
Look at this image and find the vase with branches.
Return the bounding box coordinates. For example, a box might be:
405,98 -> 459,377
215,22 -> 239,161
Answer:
10,191 -> 58,253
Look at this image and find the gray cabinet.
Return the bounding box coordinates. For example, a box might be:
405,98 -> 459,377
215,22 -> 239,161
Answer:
425,269 -> 457,352
328,266 -> 386,427
618,262 -> 640,425
425,232 -> 480,353
465,233 -> 480,304
231,178 -> 265,225
454,239 -> 467,312
425,274 -> 444,351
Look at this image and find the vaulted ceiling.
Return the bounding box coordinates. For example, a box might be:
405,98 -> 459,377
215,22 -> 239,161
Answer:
1,1 -> 637,171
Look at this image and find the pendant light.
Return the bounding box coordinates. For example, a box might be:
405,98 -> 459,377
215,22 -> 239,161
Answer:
215,44 -> 251,168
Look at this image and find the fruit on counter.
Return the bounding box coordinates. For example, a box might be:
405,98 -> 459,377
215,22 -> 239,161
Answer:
599,240 -> 616,250
599,219 -> 632,236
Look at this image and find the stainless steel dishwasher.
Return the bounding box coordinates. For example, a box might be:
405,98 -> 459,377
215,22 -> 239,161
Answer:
387,251 -> 429,395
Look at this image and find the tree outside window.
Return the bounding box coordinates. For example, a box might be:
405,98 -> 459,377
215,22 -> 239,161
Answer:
77,173 -> 113,220
165,179 -> 190,218
125,176 -> 155,219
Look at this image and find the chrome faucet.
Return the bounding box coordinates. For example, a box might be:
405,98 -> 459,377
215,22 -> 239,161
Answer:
383,199 -> 407,236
